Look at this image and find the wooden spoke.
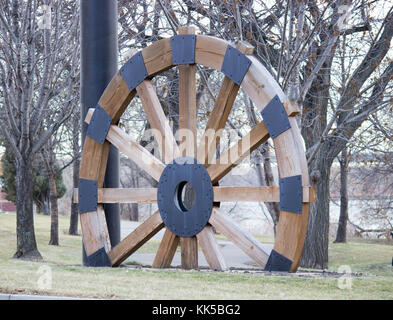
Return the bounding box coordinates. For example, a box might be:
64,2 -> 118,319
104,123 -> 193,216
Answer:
207,121 -> 269,184
180,237 -> 198,269
213,186 -> 316,203
86,108 -> 165,181
196,225 -> 227,271
178,27 -> 197,158
137,79 -> 180,163
197,42 -> 254,166
209,207 -> 269,267
108,125 -> 165,182
73,188 -> 157,204
152,228 -> 179,268
108,211 -> 165,267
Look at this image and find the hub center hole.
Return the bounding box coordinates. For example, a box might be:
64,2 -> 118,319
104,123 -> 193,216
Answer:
174,181 -> 196,212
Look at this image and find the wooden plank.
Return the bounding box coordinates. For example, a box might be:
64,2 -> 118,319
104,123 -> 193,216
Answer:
178,26 -> 197,158
241,55 -> 288,115
108,211 -> 165,266
98,71 -> 135,123
283,99 -> 300,116
197,78 -> 239,165
180,237 -> 198,269
209,208 -> 269,267
142,38 -> 173,77
152,228 -> 179,268
197,42 -> 254,165
137,79 -> 180,163
96,205 -> 111,252
80,206 -> 111,256
195,35 -> 228,71
85,110 -> 165,182
74,188 -> 157,204
213,186 -> 316,203
106,126 -> 166,182
207,121 -> 269,184
196,225 -> 227,271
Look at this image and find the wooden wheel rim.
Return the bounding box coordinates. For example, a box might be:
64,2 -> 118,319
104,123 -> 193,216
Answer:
78,32 -> 312,272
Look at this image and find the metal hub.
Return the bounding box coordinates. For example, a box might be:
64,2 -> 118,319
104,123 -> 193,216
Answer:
157,157 -> 213,237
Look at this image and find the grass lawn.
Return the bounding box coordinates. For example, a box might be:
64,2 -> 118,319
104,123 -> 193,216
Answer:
0,212 -> 392,299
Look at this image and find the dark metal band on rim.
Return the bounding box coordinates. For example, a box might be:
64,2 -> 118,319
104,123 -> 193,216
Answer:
264,249 -> 293,272
78,178 -> 97,214
85,247 -> 112,267
86,105 -> 112,144
171,34 -> 196,65
221,45 -> 252,85
260,95 -> 291,139
120,51 -> 148,92
279,175 -> 303,214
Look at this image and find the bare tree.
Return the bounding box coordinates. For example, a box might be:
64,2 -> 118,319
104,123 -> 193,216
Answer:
0,0 -> 79,259
334,146 -> 349,243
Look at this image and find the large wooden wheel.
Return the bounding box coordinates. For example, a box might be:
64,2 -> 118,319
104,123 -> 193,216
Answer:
76,27 -> 315,272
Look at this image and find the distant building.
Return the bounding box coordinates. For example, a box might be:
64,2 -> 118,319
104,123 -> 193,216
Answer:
0,192 -> 16,212
0,162 -> 16,213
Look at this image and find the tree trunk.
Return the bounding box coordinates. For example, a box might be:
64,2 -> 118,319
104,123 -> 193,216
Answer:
299,50 -> 334,269
48,167 -> 59,245
129,203 -> 139,221
300,152 -> 331,269
42,200 -> 50,216
334,147 -> 349,243
14,158 -> 42,260
260,143 -> 280,235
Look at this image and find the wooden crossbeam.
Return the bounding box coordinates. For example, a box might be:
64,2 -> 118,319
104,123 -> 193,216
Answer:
207,121 -> 269,183
213,186 -> 316,203
108,211 -> 165,266
73,188 -> 157,204
196,225 -> 227,271
208,207 -> 269,267
152,228 -> 179,268
73,186 -> 316,204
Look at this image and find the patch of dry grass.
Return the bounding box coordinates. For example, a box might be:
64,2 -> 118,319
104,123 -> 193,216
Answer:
0,212 -> 392,299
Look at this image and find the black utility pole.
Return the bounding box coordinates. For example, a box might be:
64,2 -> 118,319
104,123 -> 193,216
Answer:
80,0 -> 120,265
